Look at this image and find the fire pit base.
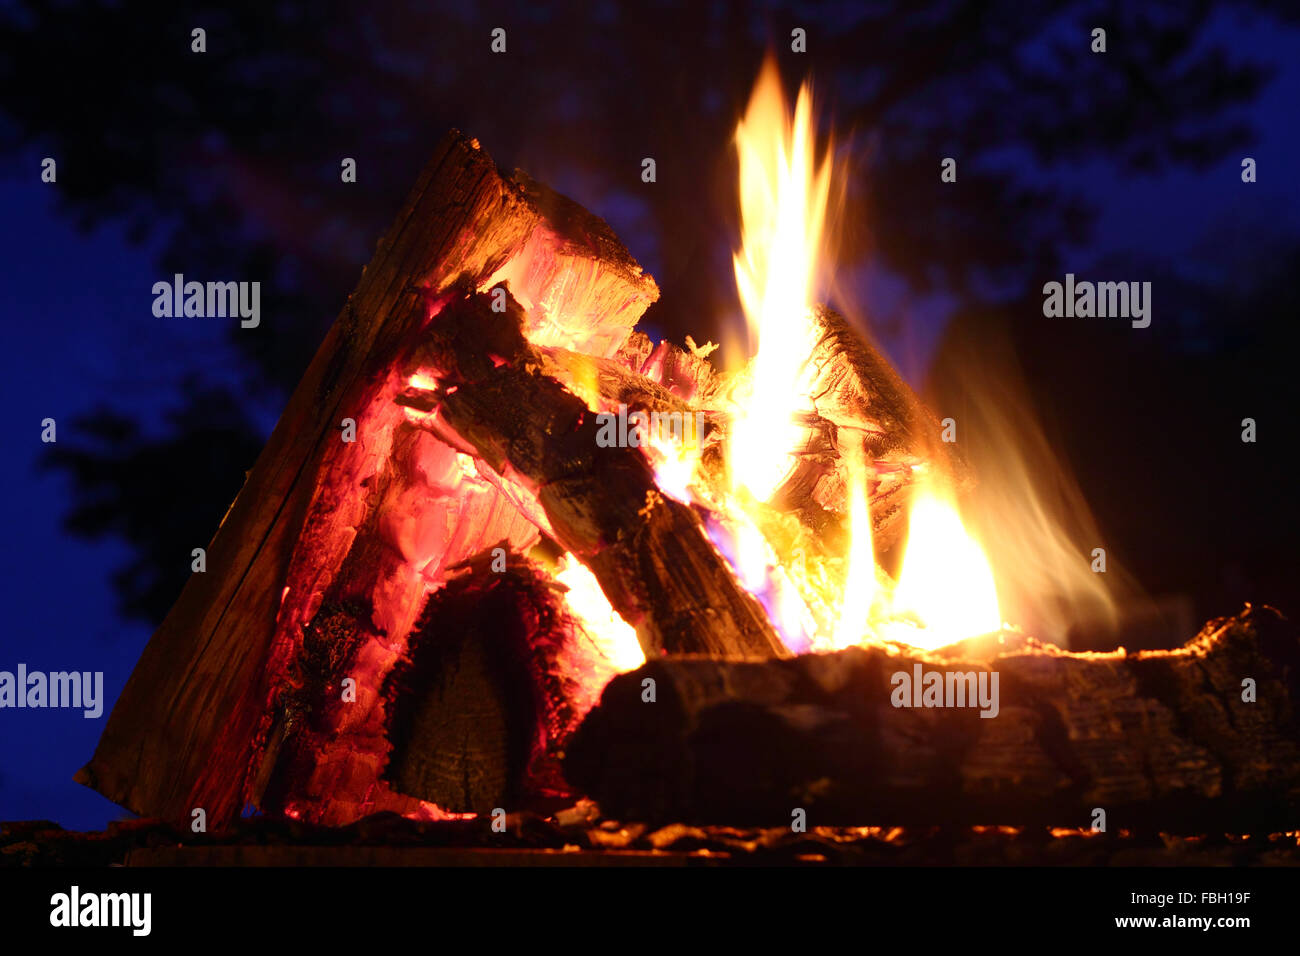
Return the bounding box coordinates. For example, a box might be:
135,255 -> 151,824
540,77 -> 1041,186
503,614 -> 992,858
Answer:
5,814 -> 1298,868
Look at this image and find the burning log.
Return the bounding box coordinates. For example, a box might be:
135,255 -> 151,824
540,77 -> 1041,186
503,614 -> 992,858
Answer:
564,606 -> 1300,828
76,123 -> 1006,834
381,552 -> 622,813
607,329 -> 720,403
252,424 -> 542,823
765,306 -> 965,553
641,337 -> 721,403
805,306 -> 944,457
533,345 -> 700,424
78,130 -> 658,829
407,287 -> 790,661
537,305 -> 955,564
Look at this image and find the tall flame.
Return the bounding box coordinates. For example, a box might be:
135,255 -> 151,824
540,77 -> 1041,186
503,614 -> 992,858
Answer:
729,57 -> 832,502
726,58 -> 1005,652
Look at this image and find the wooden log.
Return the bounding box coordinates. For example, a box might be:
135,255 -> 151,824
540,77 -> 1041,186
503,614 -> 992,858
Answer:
443,367 -> 786,660
78,130 -> 657,830
804,306 -> 945,457
489,171 -> 659,359
533,345 -> 699,422
769,306 -> 967,554
575,307 -> 961,557
641,337 -> 720,403
564,605 -> 1300,829
409,288 -> 789,661
252,425 -> 541,824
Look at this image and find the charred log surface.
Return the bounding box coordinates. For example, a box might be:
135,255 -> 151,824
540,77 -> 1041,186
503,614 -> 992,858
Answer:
440,365 -> 787,660
412,292 -> 788,661
534,346 -> 699,422
382,554 -> 618,812
257,600 -> 372,815
80,130 -> 657,829
566,606 -> 1300,829
383,569 -> 539,813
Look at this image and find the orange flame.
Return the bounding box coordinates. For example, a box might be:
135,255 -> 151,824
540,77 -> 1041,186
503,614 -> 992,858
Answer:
728,57 -> 832,503
728,59 -> 1003,651
643,413 -> 705,505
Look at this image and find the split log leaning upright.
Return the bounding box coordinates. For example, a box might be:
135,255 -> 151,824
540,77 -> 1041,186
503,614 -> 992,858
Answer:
77,132 -> 659,829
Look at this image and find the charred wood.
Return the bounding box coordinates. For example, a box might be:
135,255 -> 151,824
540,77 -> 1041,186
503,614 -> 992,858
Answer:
565,606 -> 1300,829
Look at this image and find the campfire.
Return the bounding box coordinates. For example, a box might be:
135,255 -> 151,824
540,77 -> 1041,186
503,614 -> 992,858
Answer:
77,62 -> 1300,839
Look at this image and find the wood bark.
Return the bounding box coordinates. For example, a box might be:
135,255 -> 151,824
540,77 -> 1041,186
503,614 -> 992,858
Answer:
78,130 -> 657,829
564,605 -> 1300,829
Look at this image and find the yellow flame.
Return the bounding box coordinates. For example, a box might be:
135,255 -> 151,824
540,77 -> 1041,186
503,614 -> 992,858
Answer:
644,413 -> 705,505
729,57 -> 832,502
723,59 -> 1008,653
727,510 -> 817,649
926,331 -> 1131,644
887,485 -> 1002,649
651,440 -> 695,504
831,447 -> 878,649
554,557 -> 645,672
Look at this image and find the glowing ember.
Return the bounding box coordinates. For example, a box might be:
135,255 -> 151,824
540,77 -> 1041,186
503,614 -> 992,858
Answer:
553,557 -> 645,672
